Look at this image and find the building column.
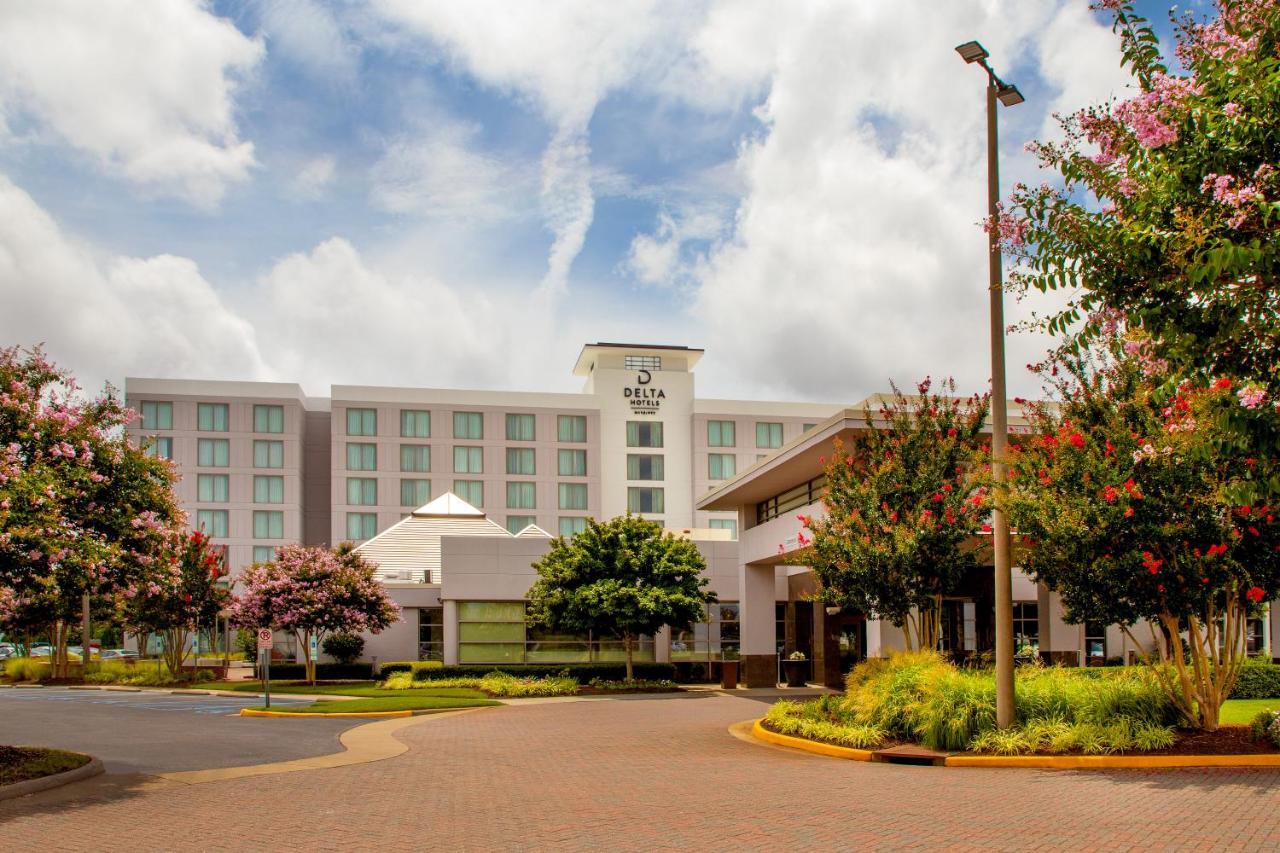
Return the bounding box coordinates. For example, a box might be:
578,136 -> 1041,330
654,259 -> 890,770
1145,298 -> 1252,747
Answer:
740,562 -> 777,687
654,626 -> 671,664
443,600 -> 459,666
865,618 -> 883,659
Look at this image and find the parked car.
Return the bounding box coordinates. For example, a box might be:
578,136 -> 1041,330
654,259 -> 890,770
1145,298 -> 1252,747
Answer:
100,649 -> 138,661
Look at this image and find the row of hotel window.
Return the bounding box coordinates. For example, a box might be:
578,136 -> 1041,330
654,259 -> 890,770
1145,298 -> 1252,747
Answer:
140,400 -> 805,452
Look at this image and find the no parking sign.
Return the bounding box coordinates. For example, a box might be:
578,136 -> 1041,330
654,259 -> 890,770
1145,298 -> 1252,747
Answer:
257,628 -> 273,649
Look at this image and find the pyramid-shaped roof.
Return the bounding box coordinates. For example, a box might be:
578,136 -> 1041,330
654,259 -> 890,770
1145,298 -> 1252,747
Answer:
515,524 -> 553,538
355,492 -> 508,583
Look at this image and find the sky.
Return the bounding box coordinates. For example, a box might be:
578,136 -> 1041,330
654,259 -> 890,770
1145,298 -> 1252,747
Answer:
0,0 -> 1197,404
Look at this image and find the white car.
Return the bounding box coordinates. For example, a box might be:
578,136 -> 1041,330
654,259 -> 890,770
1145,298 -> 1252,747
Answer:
100,649 -> 139,661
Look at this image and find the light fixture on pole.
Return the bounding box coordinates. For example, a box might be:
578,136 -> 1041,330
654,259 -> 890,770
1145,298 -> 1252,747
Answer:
956,39 -> 1022,730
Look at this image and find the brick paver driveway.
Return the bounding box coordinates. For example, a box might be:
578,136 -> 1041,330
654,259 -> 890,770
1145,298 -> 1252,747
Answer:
3,692 -> 1279,851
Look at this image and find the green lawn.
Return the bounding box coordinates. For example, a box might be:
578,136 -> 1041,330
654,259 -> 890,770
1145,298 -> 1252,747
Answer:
204,681 -> 486,699
251,695 -> 499,714
1220,698 -> 1280,725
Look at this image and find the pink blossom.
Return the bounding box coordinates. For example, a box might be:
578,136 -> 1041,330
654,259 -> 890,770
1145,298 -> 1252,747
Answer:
1237,386 -> 1267,409
1223,102 -> 1241,117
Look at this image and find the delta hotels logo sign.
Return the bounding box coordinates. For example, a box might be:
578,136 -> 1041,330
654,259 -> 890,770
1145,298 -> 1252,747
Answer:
624,370 -> 664,415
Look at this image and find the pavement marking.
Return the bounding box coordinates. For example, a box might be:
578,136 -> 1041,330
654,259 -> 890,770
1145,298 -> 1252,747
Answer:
159,706 -> 490,785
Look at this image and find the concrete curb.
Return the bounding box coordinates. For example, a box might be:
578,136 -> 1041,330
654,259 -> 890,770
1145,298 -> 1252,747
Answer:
0,757 -> 103,801
161,707 -> 486,785
746,719 -> 1280,770
239,706 -> 483,719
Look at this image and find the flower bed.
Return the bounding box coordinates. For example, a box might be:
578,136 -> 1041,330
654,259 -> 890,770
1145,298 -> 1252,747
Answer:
0,746 -> 91,787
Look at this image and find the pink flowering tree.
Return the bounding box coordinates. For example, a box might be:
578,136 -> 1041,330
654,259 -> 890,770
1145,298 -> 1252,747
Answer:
1003,334 -> 1280,730
0,346 -> 182,678
117,530 -> 230,678
799,380 -> 992,651
228,544 -> 399,684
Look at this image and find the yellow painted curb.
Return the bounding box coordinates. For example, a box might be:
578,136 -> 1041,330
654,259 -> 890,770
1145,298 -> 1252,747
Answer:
750,720 -> 874,761
161,707 -> 483,785
747,719 -> 1280,770
240,708 -> 411,719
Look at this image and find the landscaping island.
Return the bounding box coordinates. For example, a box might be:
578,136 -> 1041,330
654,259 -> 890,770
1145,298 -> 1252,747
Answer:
0,746 -> 91,787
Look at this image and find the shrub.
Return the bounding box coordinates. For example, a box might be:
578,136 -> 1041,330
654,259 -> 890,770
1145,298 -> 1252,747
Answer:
377,660 -> 443,678
1229,660 -> 1280,700
3,657 -> 51,682
763,700 -> 886,749
586,678 -> 679,691
410,663 -> 675,682
83,660 -> 215,686
262,662 -> 374,680
321,633 -> 365,665
380,670 -> 579,697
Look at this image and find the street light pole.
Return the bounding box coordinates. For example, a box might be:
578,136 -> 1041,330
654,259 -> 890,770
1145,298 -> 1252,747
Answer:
957,40 -> 1022,730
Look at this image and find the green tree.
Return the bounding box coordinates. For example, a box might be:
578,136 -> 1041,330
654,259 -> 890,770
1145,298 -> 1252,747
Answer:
800,379 -> 991,651
1003,1 -> 1280,497
1003,334 -> 1280,730
117,530 -> 230,678
526,515 -> 713,681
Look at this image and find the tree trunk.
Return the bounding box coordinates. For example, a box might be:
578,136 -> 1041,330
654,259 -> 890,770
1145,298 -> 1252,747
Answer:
162,627 -> 188,678
300,630 -> 316,684
623,634 -> 634,682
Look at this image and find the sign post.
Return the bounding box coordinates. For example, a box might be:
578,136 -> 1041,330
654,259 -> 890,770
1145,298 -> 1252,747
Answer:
258,628 -> 274,709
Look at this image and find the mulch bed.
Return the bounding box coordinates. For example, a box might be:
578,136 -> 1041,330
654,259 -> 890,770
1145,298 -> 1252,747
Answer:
1150,726 -> 1279,756
0,746 -> 91,786
577,686 -> 683,695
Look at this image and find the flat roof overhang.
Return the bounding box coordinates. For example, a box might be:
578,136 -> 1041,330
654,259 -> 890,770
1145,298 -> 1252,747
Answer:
572,343 -> 705,376
695,399 -> 1037,512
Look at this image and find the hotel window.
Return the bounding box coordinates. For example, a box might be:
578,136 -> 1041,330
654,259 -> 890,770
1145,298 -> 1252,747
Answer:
454,446 -> 483,474
558,415 -> 587,442
400,478 -> 431,507
346,408 -> 377,436
144,436 -> 173,460
559,517 -> 587,538
558,483 -> 587,511
195,509 -> 228,538
252,545 -> 276,563
803,423 -> 817,433
506,447 -> 535,475
454,480 -> 484,507
197,438 -> 229,467
624,355 -> 661,371
506,515 -> 536,534
627,486 -> 665,514
707,420 -> 735,447
1085,622 -> 1107,663
140,401 -> 172,430
457,601 -> 526,664
708,453 -> 736,481
558,449 -> 587,477
254,475 -> 284,504
626,421 -> 663,448
197,403 -> 229,432
197,474 -> 229,503
346,512 -> 377,540
400,445 -> 431,473
454,411 -> 483,440
709,518 -> 738,539
506,481 -> 536,510
254,439 -> 284,469
400,409 -> 431,438
506,413 -> 535,441
253,405 -> 284,434
253,510 -> 284,539
756,422 -> 783,448
419,608 -> 444,661
1012,602 -> 1039,651
347,477 -> 377,506
347,442 -> 377,471
626,454 -> 664,481
1247,619 -> 1266,656
670,602 -> 739,661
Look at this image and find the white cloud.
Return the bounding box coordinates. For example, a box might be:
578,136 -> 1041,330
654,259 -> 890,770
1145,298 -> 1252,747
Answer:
370,121 -> 522,220
0,174 -> 268,392
0,0 -> 262,206
624,207 -> 725,287
249,0 -> 360,82
289,154 -> 337,200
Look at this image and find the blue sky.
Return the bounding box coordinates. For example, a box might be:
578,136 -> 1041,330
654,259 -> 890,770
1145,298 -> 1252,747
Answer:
0,0 -> 1202,401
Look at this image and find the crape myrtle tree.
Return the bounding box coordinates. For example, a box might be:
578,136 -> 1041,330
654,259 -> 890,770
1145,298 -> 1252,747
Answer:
228,543 -> 399,684
1003,333 -> 1280,730
0,346 -> 182,677
1001,0 -> 1280,499
117,530 -> 230,677
799,379 -> 992,652
526,515 -> 714,681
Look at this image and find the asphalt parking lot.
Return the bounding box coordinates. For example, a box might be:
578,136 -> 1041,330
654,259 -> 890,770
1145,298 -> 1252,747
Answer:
0,687 -> 357,775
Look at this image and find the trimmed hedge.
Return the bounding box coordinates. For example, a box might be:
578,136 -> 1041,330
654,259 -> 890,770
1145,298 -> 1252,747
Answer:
1230,662 -> 1280,700
408,663 -> 676,682
377,660 -> 444,678
261,662 -> 374,680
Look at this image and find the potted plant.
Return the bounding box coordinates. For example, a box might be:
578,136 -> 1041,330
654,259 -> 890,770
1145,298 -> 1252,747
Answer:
783,651 -> 810,688
720,648 -> 740,689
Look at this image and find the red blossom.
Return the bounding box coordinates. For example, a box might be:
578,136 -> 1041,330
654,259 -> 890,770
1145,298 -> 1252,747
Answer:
1247,587 -> 1266,603
1102,485 -> 1119,503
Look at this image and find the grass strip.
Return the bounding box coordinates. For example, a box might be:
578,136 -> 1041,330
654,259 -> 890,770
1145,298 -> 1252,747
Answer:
247,696 -> 499,714
204,681 -> 486,699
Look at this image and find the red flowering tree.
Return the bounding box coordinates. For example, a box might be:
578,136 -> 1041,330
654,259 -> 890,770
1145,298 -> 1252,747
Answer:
1004,336 -> 1280,729
228,544 -> 399,683
1001,1 -> 1280,493
117,530 -> 230,677
0,346 -> 182,677
800,379 -> 992,651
